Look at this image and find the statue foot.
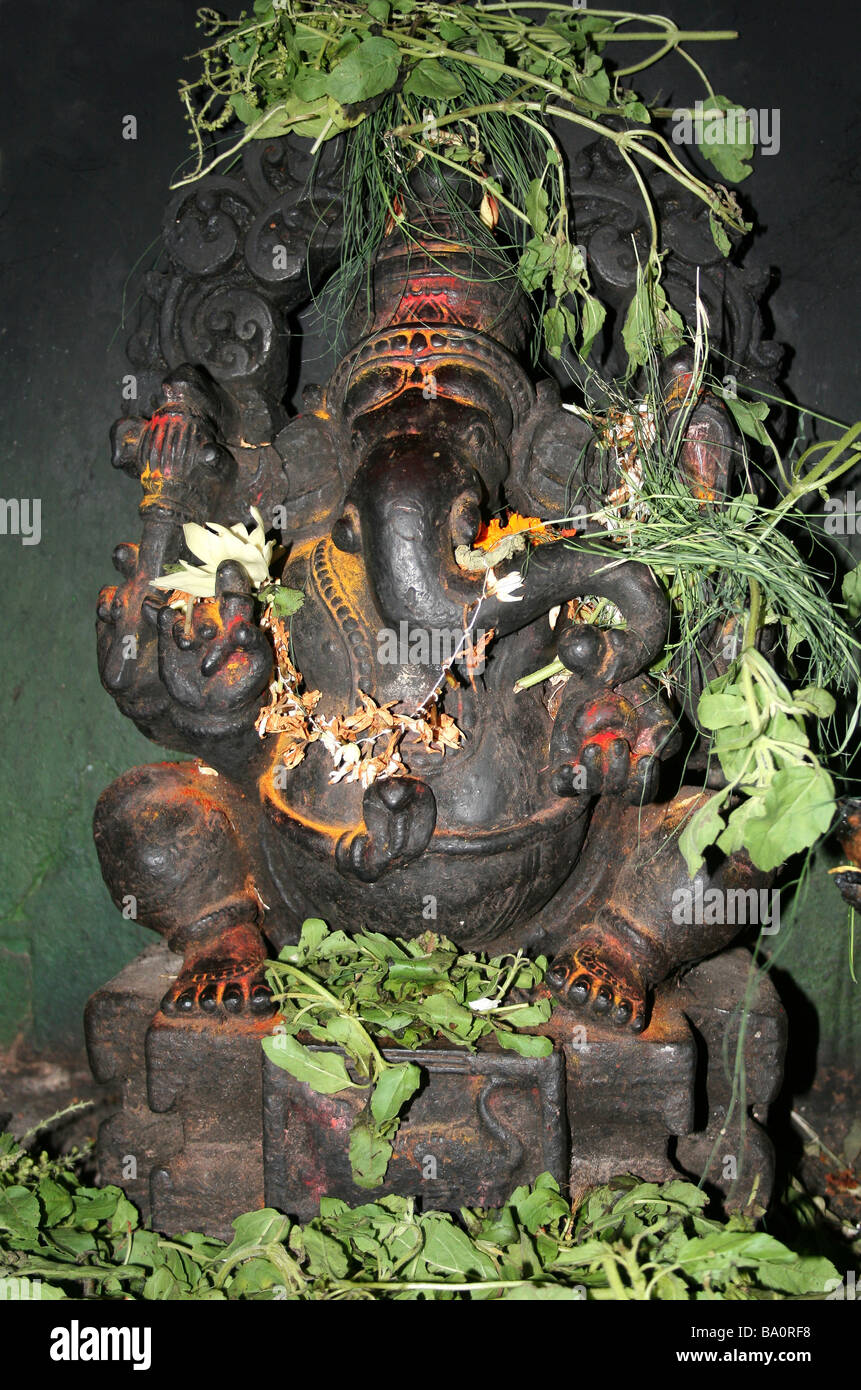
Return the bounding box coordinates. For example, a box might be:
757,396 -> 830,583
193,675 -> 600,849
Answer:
336,776 -> 436,883
161,952 -> 276,1021
546,928 -> 649,1033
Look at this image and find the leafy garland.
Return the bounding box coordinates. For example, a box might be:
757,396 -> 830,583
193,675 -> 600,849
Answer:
0,1113 -> 842,1299
175,1 -> 755,365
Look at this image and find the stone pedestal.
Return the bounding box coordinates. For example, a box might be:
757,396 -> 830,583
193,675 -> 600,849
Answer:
85,943 -> 785,1237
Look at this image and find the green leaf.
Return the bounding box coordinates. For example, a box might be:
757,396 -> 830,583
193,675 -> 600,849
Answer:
620,97 -> 651,124
517,236 -> 555,293
228,40 -> 258,69
370,1062 -> 422,1124
421,1215 -> 498,1280
415,992 -> 477,1035
698,690 -> 750,731
49,1226 -> 98,1258
292,69 -> 330,103
366,0 -> 391,20
551,242 -> 586,299
578,294 -> 606,361
69,1186 -> 123,1231
743,764 -> 835,871
349,1108 -> 393,1189
386,956 -> 452,983
574,66 -> 611,110
525,178 -> 549,236
476,31 -> 505,65
543,306 -> 566,360
509,1175 -> 569,1233
622,261 -> 684,373
718,391 -> 770,445
235,93 -> 354,141
143,1265 -> 182,1299
228,92 -> 260,126
328,36 -> 400,105
402,58 -> 465,100
843,563 -> 861,621
359,931 -> 410,963
226,1208 -> 291,1254
293,1226 -> 350,1278
678,792 -> 729,877
262,1034 -> 356,1093
360,1007 -> 413,1031
696,96 -> 755,183
501,1000 -> 552,1026
495,1029 -> 553,1057
709,212 -> 732,258
107,1192 -> 139,1235
296,917 -> 329,961
227,1256 -> 289,1296
37,1178 -> 74,1227
323,1013 -> 377,1079
314,929 -> 358,959
757,1254 -> 839,1295
792,686 -> 836,719
0,1186 -> 41,1233
716,796 -> 767,857
267,585 -> 305,618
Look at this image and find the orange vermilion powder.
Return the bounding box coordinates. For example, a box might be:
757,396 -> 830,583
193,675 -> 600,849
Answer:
473,512 -> 550,549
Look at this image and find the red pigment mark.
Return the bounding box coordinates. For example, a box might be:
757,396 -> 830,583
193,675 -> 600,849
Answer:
581,728 -> 626,751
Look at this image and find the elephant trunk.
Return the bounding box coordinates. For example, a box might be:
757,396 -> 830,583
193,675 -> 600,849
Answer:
487,541 -> 670,684
339,436 -> 668,687
343,438 -> 486,631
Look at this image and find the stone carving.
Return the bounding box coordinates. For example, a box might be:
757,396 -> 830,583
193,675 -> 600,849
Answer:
88,132 -> 799,1217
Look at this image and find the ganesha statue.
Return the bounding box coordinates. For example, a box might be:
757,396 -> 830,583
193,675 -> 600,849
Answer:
88,138 -> 792,1219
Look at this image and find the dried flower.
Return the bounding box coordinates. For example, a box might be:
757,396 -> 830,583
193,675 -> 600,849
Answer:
479,191 -> 499,229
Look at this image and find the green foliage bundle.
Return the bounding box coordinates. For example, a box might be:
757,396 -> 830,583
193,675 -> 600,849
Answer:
0,1121 -> 840,1299
176,1 -> 755,364
525,320 -> 861,877
263,920 -> 552,1188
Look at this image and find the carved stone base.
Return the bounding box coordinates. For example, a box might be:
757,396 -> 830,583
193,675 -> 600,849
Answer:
85,943 -> 785,1238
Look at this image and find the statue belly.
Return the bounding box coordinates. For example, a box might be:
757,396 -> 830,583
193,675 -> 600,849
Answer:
260,782 -> 588,949
258,689 -> 587,948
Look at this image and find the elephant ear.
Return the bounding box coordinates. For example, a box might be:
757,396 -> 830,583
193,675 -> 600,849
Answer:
506,379 -> 596,521
271,398 -> 346,545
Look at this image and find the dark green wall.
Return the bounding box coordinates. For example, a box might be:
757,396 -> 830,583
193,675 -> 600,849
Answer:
1,0 -> 858,1063
0,0 -> 201,1049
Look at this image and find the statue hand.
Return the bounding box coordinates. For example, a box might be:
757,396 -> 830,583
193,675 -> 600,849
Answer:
97,541 -> 169,719
550,672 -> 681,803
157,560 -> 273,733
111,366 -> 236,523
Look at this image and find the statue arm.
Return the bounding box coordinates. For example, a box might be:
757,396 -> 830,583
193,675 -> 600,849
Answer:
96,366 -> 275,765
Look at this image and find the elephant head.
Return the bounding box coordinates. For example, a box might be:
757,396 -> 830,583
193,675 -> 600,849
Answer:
317,385 -> 669,702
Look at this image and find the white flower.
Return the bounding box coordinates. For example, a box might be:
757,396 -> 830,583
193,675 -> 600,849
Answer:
150,507 -> 274,598
328,742 -> 362,784
320,728 -> 342,758
486,568 -> 524,603
468,997 -> 500,1013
